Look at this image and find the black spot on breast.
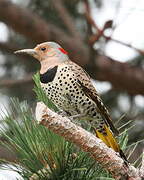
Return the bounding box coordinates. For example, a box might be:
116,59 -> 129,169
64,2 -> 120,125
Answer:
40,66 -> 58,83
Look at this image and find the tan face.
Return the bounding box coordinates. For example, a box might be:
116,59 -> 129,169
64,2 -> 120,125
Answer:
34,43 -> 57,61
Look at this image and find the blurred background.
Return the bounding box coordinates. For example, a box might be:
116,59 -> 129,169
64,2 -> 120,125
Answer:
0,0 -> 144,179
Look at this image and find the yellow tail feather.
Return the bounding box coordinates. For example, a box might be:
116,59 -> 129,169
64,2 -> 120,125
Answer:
95,125 -> 120,152
95,125 -> 128,164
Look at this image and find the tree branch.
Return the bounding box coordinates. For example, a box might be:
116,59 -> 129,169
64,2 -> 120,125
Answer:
35,102 -> 143,180
51,0 -> 80,39
94,55 -> 144,95
1,0 -> 144,95
0,42 -> 18,54
1,55 -> 144,96
140,150 -> 144,177
0,0 -> 88,64
0,74 -> 33,87
84,1 -> 144,56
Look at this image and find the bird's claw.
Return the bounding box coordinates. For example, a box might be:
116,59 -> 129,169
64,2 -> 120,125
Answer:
57,110 -> 69,117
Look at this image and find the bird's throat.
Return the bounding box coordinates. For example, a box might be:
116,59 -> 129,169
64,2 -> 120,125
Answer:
40,57 -> 61,74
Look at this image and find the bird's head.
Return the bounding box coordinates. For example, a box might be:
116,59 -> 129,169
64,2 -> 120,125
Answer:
14,42 -> 69,62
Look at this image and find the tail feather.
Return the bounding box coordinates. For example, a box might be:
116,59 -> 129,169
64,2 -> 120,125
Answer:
95,130 -> 111,148
95,124 -> 128,164
104,125 -> 120,152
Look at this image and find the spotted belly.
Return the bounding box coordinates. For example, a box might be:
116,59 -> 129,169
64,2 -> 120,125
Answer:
40,65 -> 104,126
41,81 -> 101,123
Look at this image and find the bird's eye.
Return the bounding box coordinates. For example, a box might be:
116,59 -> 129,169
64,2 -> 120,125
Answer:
41,47 -> 46,51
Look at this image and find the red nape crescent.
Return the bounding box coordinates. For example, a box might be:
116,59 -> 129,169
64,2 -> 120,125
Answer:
59,48 -> 68,54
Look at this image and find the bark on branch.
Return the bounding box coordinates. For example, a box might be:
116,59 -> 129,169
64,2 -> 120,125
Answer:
35,102 -> 143,180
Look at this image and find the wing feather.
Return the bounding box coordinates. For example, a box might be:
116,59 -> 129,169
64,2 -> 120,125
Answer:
68,61 -> 119,136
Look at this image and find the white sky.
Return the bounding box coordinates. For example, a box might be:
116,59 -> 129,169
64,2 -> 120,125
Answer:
1,0 -> 144,179
0,23 -> 8,42
92,0 -> 144,61
0,166 -> 23,180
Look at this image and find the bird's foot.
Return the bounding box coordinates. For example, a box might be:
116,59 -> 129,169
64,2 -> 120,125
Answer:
57,110 -> 69,117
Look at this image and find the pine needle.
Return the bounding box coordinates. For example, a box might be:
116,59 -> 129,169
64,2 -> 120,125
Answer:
127,142 -> 139,160
33,73 -> 59,112
115,114 -> 126,125
126,139 -> 144,150
133,153 -> 143,167
118,120 -> 133,131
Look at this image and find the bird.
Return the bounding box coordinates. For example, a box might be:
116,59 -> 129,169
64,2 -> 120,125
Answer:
14,42 -> 128,163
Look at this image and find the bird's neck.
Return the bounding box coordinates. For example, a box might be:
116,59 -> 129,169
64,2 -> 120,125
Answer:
40,57 -> 61,74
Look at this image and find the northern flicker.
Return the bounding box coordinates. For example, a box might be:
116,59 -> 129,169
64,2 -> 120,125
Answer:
14,42 -> 128,163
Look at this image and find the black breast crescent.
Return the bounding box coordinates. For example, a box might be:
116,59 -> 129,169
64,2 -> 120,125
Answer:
40,66 -> 58,83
